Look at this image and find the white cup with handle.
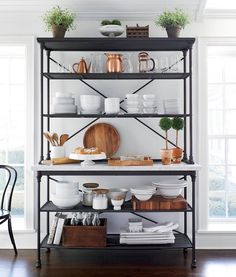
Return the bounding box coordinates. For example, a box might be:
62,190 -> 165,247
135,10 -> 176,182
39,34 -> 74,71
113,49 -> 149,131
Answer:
105,98 -> 120,114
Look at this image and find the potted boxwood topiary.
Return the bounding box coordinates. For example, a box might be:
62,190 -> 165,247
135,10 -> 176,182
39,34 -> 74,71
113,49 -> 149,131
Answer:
42,6 -> 76,38
159,117 -> 172,165
172,117 -> 184,163
155,8 -> 190,38
100,19 -> 124,37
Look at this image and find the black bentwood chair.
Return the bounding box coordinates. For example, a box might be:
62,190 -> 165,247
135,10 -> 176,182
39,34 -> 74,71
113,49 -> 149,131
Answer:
0,165 -> 17,255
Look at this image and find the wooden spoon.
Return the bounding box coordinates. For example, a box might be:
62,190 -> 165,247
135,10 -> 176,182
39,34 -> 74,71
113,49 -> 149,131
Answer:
52,133 -> 59,146
43,132 -> 55,146
60,134 -> 69,146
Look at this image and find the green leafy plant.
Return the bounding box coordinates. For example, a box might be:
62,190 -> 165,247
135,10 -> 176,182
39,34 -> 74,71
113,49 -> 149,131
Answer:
172,117 -> 184,147
155,8 -> 190,29
42,6 -> 76,31
101,19 -> 122,26
159,117 -> 172,149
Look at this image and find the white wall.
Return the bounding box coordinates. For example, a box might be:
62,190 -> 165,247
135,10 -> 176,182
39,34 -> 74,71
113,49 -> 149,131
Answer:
1,11 -> 236,248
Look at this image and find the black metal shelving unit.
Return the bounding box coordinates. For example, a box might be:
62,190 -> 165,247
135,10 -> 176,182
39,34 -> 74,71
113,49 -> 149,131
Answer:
35,37 -> 198,269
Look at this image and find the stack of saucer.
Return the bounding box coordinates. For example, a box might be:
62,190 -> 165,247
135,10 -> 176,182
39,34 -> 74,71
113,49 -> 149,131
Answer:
142,94 -> 157,114
163,99 -> 180,114
52,92 -> 77,114
125,94 -> 140,113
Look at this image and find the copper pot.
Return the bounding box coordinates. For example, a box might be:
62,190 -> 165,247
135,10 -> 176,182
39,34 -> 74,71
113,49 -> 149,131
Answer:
105,53 -> 124,73
73,58 -> 90,74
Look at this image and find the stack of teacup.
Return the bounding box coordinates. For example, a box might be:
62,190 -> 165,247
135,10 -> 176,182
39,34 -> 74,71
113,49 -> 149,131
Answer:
125,94 -> 140,113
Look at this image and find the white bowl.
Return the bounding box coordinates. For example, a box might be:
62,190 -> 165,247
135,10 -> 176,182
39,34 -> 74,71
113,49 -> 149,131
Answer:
143,101 -> 156,108
157,187 -> 183,198
80,95 -> 102,111
56,181 -> 79,196
133,194 -> 153,201
143,108 -> 156,114
111,198 -> 124,210
126,94 -> 139,100
152,181 -> 187,188
143,94 -> 156,101
126,100 -> 139,107
100,25 -> 124,37
108,188 -> 128,201
51,193 -> 81,209
127,107 -> 140,113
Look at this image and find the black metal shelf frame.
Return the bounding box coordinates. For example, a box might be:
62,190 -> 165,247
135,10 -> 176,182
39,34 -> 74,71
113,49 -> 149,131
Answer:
36,37 -> 196,269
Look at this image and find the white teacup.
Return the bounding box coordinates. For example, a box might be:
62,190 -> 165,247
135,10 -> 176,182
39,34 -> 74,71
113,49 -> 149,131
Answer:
105,98 -> 120,114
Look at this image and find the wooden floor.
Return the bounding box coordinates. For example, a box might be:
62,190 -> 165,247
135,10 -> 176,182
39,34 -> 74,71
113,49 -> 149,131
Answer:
0,249 -> 236,277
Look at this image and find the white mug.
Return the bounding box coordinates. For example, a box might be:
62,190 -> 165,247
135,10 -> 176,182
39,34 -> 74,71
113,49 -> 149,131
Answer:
51,146 -> 65,159
105,98 -> 120,114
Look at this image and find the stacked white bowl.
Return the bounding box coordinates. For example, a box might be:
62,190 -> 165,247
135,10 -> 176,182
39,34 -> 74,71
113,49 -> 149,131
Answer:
79,95 -> 102,114
51,181 -> 81,209
163,99 -> 181,114
125,94 -> 140,114
131,186 -> 156,201
152,180 -> 187,199
52,92 -> 77,114
142,94 -> 157,114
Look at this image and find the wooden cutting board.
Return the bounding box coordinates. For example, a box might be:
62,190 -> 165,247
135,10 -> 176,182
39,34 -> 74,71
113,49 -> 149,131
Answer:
83,123 -> 120,158
108,157 -> 153,166
132,195 -> 188,210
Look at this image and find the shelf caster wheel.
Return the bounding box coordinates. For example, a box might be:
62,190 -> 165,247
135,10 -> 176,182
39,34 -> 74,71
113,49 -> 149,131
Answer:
191,260 -> 197,269
35,261 -> 41,268
183,248 -> 188,258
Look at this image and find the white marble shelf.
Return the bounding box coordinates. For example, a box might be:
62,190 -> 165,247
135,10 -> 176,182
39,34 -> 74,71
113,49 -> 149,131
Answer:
32,162 -> 200,172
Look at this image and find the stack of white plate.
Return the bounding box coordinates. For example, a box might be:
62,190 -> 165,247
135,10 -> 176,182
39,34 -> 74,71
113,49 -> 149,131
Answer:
79,95 -> 102,114
142,94 -> 157,114
131,186 -> 156,201
52,93 -> 77,114
163,99 -> 181,114
125,94 -> 140,113
152,181 -> 187,198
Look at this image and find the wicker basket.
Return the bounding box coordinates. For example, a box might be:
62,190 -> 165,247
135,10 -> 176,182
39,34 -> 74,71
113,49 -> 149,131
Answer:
126,24 -> 149,38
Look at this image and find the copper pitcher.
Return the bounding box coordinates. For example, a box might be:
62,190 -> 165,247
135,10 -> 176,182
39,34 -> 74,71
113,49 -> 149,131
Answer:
105,53 -> 124,73
73,58 -> 90,73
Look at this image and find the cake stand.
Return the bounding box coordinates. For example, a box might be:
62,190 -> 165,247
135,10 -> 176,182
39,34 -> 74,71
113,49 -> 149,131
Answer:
69,152 -> 106,166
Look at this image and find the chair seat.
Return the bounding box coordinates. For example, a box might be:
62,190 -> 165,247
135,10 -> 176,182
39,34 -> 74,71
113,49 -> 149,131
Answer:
0,209 -> 10,220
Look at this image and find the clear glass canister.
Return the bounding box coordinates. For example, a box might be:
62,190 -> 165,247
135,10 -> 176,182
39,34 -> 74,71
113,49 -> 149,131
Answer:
82,183 -> 99,206
92,189 -> 109,210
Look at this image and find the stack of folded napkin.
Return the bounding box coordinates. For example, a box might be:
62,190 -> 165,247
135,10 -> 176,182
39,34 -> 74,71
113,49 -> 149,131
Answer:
120,221 -> 178,245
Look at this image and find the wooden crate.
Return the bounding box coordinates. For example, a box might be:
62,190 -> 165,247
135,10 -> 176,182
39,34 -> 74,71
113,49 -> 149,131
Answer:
132,195 -> 188,211
62,218 -> 107,248
126,24 -> 149,38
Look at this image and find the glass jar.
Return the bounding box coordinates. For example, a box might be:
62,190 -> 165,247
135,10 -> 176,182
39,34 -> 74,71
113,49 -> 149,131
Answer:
92,189 -> 109,210
81,183 -> 99,206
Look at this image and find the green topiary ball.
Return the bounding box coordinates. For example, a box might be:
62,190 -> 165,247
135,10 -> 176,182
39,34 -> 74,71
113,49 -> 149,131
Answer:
172,117 -> 184,131
159,117 -> 172,131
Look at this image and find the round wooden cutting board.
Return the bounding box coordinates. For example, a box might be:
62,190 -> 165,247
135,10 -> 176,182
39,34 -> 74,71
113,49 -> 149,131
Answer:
83,123 -> 120,158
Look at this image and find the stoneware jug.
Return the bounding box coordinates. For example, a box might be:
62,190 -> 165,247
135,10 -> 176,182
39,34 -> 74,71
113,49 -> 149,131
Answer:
105,53 -> 124,73
73,57 -> 90,73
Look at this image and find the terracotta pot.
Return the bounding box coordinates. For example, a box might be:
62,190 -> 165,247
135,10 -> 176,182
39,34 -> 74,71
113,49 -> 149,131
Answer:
160,149 -> 172,165
166,26 -> 181,38
52,25 -> 67,38
171,148 -> 183,164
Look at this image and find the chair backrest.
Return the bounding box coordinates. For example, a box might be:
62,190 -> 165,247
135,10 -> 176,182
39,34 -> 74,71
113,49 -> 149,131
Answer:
0,165 -> 17,211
